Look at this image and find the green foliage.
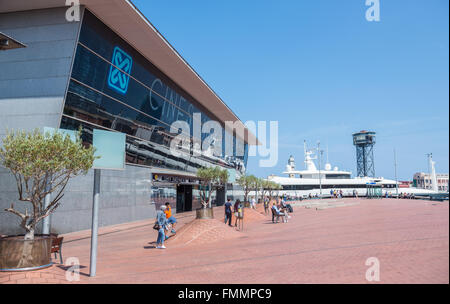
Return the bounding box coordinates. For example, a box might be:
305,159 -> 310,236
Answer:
0,128 -> 97,239
236,175 -> 281,202
236,174 -> 258,202
196,166 -> 229,208
265,181 -> 282,199
261,179 -> 270,198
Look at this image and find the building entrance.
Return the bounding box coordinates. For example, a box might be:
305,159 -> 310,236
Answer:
177,184 -> 193,212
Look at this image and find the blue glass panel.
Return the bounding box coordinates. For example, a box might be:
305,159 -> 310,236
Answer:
93,129 -> 126,170
43,127 -> 77,142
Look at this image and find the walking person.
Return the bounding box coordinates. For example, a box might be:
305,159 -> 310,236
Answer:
250,196 -> 256,209
234,199 -> 242,227
155,205 -> 168,249
264,196 -> 269,215
224,198 -> 233,227
271,202 -> 277,223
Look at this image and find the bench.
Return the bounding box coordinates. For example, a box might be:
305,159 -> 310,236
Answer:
271,207 -> 287,223
50,235 -> 64,264
271,207 -> 279,223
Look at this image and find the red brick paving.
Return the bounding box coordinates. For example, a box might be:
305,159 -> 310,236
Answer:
1,198 -> 448,284
0,265 -> 69,284
168,218 -> 242,247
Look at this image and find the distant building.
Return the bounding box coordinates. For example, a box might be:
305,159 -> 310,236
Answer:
398,181 -> 412,188
413,173 -> 449,192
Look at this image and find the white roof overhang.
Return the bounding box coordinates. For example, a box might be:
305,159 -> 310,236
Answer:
0,0 -> 259,145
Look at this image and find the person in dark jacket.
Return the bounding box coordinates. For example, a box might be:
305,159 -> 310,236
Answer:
224,198 -> 233,226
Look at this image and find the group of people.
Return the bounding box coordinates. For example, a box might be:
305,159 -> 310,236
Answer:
224,196 -> 294,226
154,202 -> 177,249
399,192 -> 416,199
155,196 -> 295,249
270,197 -> 293,223
308,193 -> 320,199
224,198 -> 244,227
330,189 -> 344,198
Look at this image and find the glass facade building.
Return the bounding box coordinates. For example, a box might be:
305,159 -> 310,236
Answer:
0,3 -> 253,234
61,10 -> 248,175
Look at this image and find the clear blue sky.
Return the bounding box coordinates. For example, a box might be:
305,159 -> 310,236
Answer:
133,0 -> 449,180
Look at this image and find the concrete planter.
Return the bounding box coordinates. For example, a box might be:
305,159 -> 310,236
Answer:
196,208 -> 214,219
0,235 -> 52,272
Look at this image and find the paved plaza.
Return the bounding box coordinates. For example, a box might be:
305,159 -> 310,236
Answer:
1,198 -> 448,284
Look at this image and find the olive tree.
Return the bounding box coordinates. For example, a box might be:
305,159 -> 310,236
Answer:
0,128 -> 96,240
236,174 -> 257,203
261,179 -> 270,199
267,181 -> 282,200
254,177 -> 266,202
196,166 -> 229,208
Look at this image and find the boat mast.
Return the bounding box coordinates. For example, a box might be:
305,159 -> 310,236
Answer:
303,140 -> 307,169
317,141 -> 323,198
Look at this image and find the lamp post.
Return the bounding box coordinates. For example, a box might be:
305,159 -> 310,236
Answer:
394,148 -> 399,198
317,141 -> 323,199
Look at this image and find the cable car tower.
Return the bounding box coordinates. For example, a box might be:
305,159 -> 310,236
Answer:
352,130 -> 376,177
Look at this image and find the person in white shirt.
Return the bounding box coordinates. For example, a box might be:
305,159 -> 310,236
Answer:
250,197 -> 256,209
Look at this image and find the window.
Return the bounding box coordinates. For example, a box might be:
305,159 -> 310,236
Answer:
60,9 -> 247,172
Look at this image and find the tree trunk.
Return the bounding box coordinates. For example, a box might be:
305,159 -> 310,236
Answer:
17,228 -> 35,268
201,188 -> 208,209
208,181 -> 212,208
24,228 -> 35,240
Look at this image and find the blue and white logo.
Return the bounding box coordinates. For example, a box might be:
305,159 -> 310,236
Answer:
108,47 -> 133,94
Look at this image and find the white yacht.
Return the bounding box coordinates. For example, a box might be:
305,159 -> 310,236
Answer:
267,142 -> 439,199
